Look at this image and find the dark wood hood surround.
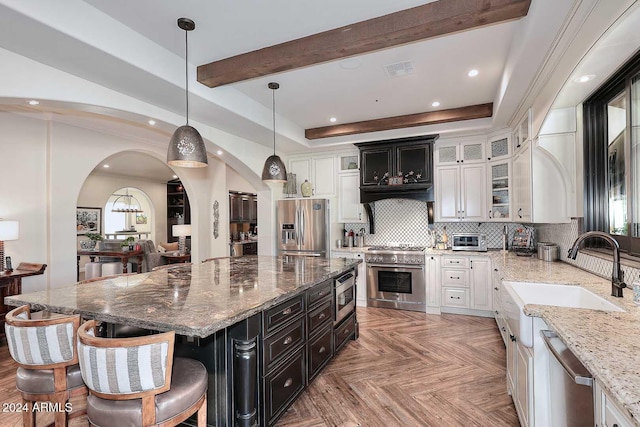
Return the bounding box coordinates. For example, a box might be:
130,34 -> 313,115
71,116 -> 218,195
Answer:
355,135 -> 437,204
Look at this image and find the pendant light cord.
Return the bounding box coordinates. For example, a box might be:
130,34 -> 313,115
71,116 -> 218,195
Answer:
272,88 -> 276,155
185,27 -> 189,125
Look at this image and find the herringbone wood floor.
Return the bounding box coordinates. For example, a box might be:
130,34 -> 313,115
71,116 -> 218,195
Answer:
277,307 -> 519,427
0,307 -> 518,427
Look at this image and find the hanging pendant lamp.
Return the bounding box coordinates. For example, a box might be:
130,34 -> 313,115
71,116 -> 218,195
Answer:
261,82 -> 288,183
167,18 -> 208,168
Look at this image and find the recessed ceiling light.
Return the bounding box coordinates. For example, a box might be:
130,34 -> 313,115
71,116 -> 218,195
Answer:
467,69 -> 479,77
432,101 -> 441,107
172,175 -> 178,179
216,150 -> 223,155
28,100 -> 39,105
574,74 -> 595,83
103,164 -> 109,168
330,117 -> 337,123
340,58 -> 362,70
148,119 -> 156,126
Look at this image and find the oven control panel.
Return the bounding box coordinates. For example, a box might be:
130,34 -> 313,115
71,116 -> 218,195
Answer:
365,254 -> 425,265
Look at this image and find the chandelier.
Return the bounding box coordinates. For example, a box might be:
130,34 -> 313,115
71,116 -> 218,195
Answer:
111,190 -> 143,213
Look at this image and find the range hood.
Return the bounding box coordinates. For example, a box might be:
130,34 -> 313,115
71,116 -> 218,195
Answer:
355,135 -> 437,204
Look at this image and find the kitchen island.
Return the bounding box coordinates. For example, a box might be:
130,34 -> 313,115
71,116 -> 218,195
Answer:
5,255 -> 361,427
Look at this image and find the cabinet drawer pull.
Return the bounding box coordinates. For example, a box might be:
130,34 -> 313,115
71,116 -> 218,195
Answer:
495,310 -> 499,315
318,313 -> 326,320
501,327 -> 506,332
343,328 -> 350,336
284,378 -> 293,388
317,291 -> 325,297
510,334 -> 516,342
451,276 -> 460,280
452,296 -> 461,300
283,336 -> 293,345
452,261 -> 460,264
319,346 -> 326,354
282,307 -> 292,315
494,287 -> 499,291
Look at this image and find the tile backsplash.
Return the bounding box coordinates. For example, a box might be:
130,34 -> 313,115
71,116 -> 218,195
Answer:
344,199 -> 527,248
536,219 -> 640,284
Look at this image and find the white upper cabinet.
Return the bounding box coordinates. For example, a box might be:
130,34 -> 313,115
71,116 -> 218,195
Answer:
337,171 -> 366,223
287,155 -> 336,197
487,132 -> 511,162
435,141 -> 485,166
512,110 -> 532,155
436,163 -> 487,222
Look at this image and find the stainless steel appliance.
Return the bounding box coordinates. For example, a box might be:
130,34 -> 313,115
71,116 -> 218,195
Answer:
365,246 -> 426,312
334,271 -> 356,324
451,233 -> 487,251
541,330 -> 594,426
277,199 -> 329,257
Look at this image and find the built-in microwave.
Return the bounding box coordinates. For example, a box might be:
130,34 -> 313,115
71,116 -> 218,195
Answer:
451,233 -> 487,251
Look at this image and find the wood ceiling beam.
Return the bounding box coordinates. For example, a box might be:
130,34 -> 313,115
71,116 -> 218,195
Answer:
197,0 -> 531,88
305,103 -> 493,139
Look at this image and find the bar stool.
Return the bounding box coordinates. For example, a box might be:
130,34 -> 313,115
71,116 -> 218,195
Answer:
84,262 -> 102,280
77,320 -> 208,427
100,261 -> 123,276
5,305 -> 87,427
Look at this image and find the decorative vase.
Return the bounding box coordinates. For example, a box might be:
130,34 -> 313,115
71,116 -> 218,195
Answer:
301,179 -> 312,197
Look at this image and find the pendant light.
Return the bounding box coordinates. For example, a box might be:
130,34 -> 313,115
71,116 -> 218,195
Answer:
167,18 -> 208,168
261,82 -> 288,183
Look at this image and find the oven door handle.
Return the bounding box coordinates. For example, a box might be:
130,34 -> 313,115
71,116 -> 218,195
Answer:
367,264 -> 424,270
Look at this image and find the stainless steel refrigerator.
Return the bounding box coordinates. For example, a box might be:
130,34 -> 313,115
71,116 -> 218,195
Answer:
277,198 -> 330,257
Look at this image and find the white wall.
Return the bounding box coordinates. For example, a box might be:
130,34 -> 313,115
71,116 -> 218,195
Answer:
0,112 -> 242,291
226,166 -> 257,194
0,113 -> 48,292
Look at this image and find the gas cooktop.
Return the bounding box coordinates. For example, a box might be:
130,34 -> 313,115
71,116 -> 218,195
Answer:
368,245 -> 426,252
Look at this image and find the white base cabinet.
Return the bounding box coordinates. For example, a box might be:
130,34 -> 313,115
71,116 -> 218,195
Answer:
595,380 -> 635,427
440,255 -> 491,312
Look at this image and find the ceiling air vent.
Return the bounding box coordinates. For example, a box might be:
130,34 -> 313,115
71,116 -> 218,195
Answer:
384,61 -> 415,78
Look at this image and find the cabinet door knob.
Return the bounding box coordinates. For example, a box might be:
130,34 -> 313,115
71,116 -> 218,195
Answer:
282,307 -> 292,315
283,336 -> 293,345
518,208 -> 523,218
319,346 -> 326,354
284,378 -> 293,388
318,313 -> 326,320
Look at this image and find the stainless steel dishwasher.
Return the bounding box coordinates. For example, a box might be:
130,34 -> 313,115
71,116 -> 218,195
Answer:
541,330 -> 594,426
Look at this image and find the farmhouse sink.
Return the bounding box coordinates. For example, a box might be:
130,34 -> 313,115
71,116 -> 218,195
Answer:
502,281 -> 624,347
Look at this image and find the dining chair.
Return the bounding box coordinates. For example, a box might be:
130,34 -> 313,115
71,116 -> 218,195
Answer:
5,305 -> 87,427
77,319 -> 208,427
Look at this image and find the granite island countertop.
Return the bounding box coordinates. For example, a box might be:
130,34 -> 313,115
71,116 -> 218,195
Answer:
485,251 -> 640,425
5,255 -> 360,339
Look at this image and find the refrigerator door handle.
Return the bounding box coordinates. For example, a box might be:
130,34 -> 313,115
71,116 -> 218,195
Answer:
300,208 -> 305,246
295,206 -> 301,246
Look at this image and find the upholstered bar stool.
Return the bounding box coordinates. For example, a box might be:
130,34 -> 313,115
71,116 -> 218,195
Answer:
84,262 -> 102,280
5,305 -> 87,427
100,261 -> 123,276
77,319 -> 208,427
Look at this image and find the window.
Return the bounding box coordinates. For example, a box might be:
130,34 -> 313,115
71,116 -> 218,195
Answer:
584,50 -> 640,255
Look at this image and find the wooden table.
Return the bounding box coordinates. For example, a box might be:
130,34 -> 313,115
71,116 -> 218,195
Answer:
76,249 -> 143,281
161,253 -> 191,264
0,262 -> 46,342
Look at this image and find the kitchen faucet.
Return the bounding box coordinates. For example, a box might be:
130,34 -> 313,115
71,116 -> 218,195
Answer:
567,231 -> 626,297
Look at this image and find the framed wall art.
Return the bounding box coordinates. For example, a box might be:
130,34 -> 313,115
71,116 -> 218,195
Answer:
76,207 -> 101,235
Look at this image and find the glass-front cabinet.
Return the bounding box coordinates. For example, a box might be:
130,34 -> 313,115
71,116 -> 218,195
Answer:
488,160 -> 512,221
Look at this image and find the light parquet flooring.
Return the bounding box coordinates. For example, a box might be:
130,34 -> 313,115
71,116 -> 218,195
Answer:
0,307 -> 518,427
277,307 -> 519,427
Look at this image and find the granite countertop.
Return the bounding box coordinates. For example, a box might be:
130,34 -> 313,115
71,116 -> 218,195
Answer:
486,251 -> 640,425
5,256 -> 360,338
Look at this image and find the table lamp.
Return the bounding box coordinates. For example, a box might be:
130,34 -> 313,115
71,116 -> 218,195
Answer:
172,224 -> 191,255
0,219 -> 19,272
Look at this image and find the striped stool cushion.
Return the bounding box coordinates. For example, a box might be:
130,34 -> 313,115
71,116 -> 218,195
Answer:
5,316 -> 76,366
77,329 -> 170,395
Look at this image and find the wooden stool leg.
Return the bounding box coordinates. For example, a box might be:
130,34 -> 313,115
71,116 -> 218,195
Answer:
197,394 -> 207,427
22,399 -> 35,427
